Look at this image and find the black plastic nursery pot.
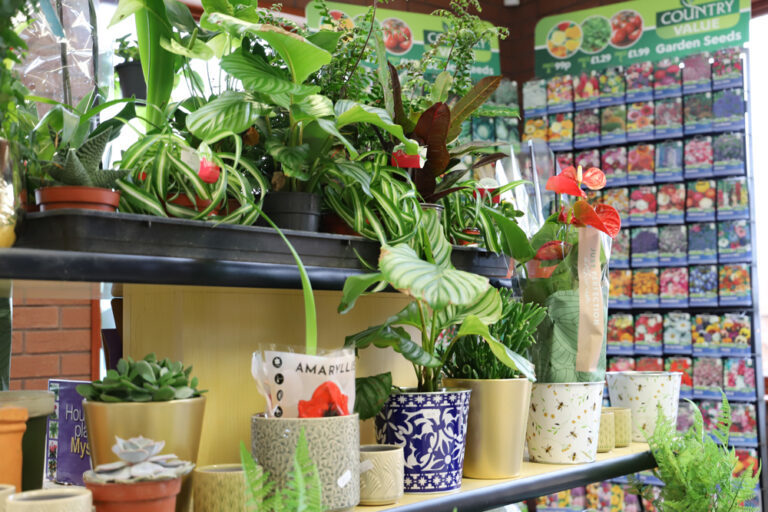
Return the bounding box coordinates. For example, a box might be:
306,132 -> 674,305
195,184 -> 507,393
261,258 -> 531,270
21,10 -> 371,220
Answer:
261,191 -> 322,232
115,61 -> 147,100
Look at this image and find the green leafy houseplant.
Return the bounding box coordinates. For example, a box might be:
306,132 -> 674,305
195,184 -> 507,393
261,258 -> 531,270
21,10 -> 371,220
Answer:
114,35 -> 140,63
76,353 -> 205,402
631,394 -> 761,512
441,289 -> 545,380
41,128 -> 129,189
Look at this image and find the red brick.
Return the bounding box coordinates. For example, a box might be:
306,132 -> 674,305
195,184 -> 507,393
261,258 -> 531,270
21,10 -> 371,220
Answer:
10,354 -> 59,378
61,353 -> 91,376
12,296 -> 24,306
9,380 -> 22,390
22,378 -> 52,390
11,331 -> 23,354
61,307 -> 91,329
25,330 -> 90,353
23,298 -> 90,306
13,306 -> 59,329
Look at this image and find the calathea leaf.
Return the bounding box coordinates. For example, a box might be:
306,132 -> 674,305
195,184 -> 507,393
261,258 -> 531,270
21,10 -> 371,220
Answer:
186,92 -> 261,142
338,272 -> 383,314
435,286 -> 502,332
291,94 -> 334,123
265,140 -> 311,180
354,373 -> 392,421
345,324 -> 441,368
221,51 -> 319,96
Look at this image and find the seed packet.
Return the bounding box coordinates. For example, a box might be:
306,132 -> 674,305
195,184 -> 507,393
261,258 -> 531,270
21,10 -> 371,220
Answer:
733,449 -> 760,479
719,263 -> 752,306
547,75 -> 574,113
718,220 -> 751,263
608,356 -> 636,372
730,403 -> 758,447
622,486 -> 642,511
522,116 -> 548,142
634,313 -> 663,355
632,268 -> 659,308
720,313 -> 752,356
656,183 -> 685,224
717,177 -> 749,220
574,108 -> 601,149
664,312 -> 692,355
641,485 -> 663,512
537,490 -> 575,509
660,267 -> 689,307
699,399 -> 722,435
666,357 -> 693,398
683,92 -> 713,134
636,356 -> 663,372
686,180 -> 716,221
459,120 -> 473,144
654,58 -> 682,99
712,88 -> 745,131
692,313 -> 721,356
677,400 -> 697,432
575,148 -> 601,170
654,140 -> 684,183
627,102 -> 655,142
472,117 -> 495,142
607,314 -> 634,355
659,225 -> 687,266
629,185 -> 657,225
654,98 -> 684,139
547,112 -> 573,150
602,187 -> 630,226
693,356 -> 723,399
599,67 -> 625,106
724,358 -> 756,401
555,152 -> 574,172
712,47 -> 744,90
612,228 -> 630,268
600,105 -> 627,145
574,71 -> 600,109
495,117 -> 518,143
523,79 -> 547,117
689,265 -> 718,306
601,146 -> 628,186
627,143 -> 655,184
626,61 -> 654,102
687,222 -> 717,264
684,136 -> 714,179
713,132 -> 746,177
682,53 -> 712,94
609,269 -> 632,309
631,227 -> 659,267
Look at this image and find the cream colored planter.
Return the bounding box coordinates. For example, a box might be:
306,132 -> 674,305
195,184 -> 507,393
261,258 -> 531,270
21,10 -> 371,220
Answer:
193,464 -> 245,512
0,485 -> 14,512
5,488 -> 91,512
606,371 -> 681,442
359,445 -> 404,506
603,407 -> 632,447
597,411 -> 615,453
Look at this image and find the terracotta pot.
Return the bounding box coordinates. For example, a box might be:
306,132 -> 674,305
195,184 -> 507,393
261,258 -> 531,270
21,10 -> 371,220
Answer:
35,186 -> 120,212
458,228 -> 482,247
320,212 -> 360,236
0,408 -> 28,490
166,195 -> 222,217
87,478 -> 181,512
5,488 -> 92,512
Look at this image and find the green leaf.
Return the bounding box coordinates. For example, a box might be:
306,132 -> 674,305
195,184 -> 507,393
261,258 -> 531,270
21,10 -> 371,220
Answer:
174,386 -> 194,399
118,179 -> 168,217
48,150 -> 93,187
422,208 -> 452,268
338,272 -> 382,314
482,207 -> 535,261
135,0 -> 176,128
456,315 -> 536,382
76,384 -> 98,400
134,359 -> 157,383
241,440 -> 271,511
334,100 -> 418,155
117,359 -> 129,375
315,119 -> 358,158
186,92 -> 260,142
159,36 -> 214,60
379,244 -> 491,311
436,286 -> 502,331
430,71 -> 453,104
152,385 -> 175,401
291,94 -> 334,123
374,32 -> 395,120
355,373 -> 392,421
265,142 -> 310,180
220,51 -> 319,96
334,161 -> 372,196
447,76 -> 502,142
345,324 -> 441,368
109,0 -> 146,27
306,30 -> 343,53
76,128 -> 111,172
163,0 -> 199,33
285,428 -> 322,511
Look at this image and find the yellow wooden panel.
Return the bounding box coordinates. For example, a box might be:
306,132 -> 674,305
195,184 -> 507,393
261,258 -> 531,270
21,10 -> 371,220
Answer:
123,284 -> 416,465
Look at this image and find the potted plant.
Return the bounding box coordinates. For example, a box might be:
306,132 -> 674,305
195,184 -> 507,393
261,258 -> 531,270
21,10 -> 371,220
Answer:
84,436 -> 194,512
606,371 -> 682,442
5,488 -> 92,511
114,36 -> 145,100
630,394 -> 761,511
442,289 -> 546,479
76,353 -> 206,511
339,209 -> 530,493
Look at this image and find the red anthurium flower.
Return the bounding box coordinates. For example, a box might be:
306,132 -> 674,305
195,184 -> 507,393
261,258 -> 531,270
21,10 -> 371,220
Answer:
569,200 -> 621,238
535,240 -> 571,261
298,381 -> 349,418
198,159 -> 221,184
545,166 -> 606,198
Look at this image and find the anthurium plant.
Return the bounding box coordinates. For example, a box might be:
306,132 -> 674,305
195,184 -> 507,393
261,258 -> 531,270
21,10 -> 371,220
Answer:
516,165 -> 621,384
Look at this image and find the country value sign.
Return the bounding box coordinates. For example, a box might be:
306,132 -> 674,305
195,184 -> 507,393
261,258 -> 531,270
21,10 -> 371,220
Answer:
534,0 -> 749,77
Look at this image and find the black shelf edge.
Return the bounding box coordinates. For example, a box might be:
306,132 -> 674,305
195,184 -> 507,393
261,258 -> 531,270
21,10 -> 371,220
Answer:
381,450 -> 655,512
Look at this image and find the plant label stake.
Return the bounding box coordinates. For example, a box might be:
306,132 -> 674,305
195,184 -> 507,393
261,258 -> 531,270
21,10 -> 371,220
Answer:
576,226 -> 605,373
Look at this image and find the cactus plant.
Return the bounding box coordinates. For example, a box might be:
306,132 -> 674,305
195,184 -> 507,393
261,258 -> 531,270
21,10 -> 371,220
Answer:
43,127 -> 129,189
76,353 -> 205,402
83,436 -> 193,484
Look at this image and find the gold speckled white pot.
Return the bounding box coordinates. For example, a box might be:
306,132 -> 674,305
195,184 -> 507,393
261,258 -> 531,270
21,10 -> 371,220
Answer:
0,485 -> 15,512
606,371 -> 681,442
526,382 -> 604,464
193,464 -> 245,512
5,488 -> 91,512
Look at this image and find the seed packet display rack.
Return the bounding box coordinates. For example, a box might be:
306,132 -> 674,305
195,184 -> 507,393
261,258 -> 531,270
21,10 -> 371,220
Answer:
522,49 -> 768,507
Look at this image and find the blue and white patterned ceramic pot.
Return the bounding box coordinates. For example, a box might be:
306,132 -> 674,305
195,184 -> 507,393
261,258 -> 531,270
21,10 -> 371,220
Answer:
374,388 -> 471,494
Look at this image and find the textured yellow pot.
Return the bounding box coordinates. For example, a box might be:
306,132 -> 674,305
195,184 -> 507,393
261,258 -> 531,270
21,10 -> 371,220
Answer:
83,397 -> 206,512
443,378 -> 531,479
193,464 -> 245,512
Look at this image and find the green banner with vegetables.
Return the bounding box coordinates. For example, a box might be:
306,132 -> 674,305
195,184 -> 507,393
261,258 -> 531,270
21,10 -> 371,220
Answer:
534,0 -> 750,77
305,1 -> 501,81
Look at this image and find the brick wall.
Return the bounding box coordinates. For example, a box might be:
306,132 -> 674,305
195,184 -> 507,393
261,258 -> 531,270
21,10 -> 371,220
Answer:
10,298 -> 96,390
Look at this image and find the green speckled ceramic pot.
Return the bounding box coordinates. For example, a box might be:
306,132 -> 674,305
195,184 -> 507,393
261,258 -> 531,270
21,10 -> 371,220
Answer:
193,465 -> 245,512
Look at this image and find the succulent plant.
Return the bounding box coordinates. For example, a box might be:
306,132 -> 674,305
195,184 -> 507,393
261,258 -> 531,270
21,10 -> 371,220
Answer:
76,353 -> 205,402
83,436 -> 194,484
43,127 -> 130,189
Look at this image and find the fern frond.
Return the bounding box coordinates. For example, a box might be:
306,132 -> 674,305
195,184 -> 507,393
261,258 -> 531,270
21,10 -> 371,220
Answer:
713,391 -> 732,446
240,440 -> 271,512
284,428 -> 323,512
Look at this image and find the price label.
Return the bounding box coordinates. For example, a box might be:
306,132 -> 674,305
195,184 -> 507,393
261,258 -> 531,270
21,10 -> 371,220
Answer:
554,61 -> 572,71
589,54 -> 611,65
628,47 -> 651,59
